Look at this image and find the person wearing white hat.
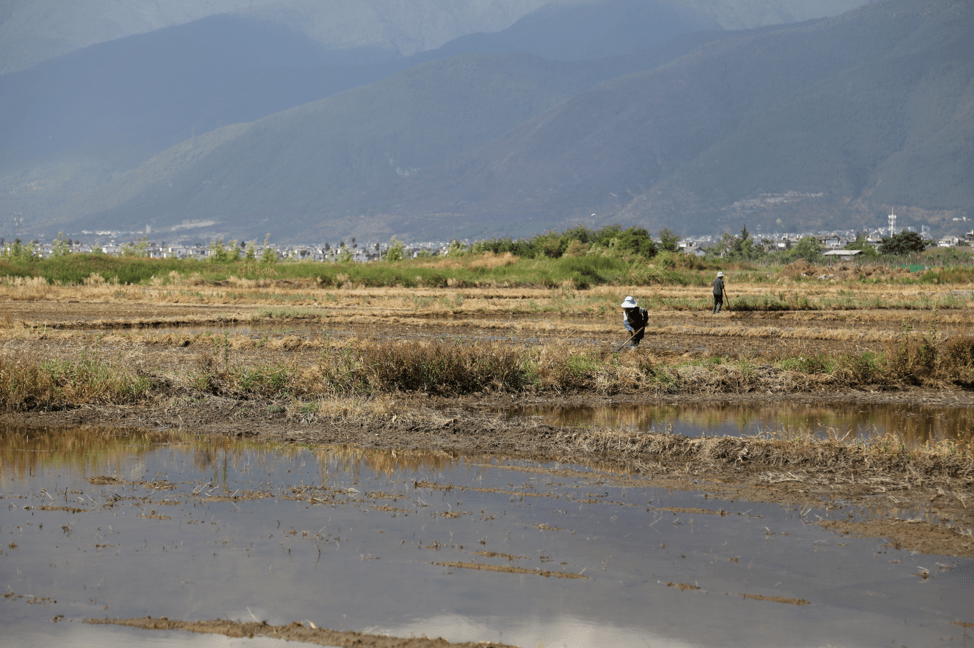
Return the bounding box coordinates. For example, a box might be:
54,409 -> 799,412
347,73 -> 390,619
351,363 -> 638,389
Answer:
620,295 -> 649,347
711,271 -> 728,314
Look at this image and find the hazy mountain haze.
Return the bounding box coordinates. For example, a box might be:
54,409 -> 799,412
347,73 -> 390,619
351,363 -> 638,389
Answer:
0,0 -> 559,74
0,0 -> 871,74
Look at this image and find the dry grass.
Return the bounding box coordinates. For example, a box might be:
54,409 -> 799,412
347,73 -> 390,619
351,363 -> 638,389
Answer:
554,425 -> 974,481
0,273 -> 969,315
1,276 -> 974,410
4,328 -> 974,412
0,350 -> 154,410
415,251 -> 518,271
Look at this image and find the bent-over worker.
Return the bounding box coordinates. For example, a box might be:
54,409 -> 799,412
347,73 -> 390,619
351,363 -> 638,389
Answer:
621,295 -> 649,347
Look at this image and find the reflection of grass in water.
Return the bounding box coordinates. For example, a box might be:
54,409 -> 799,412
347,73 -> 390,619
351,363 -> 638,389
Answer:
755,425 -> 974,459
0,426 -> 179,481
251,307 -> 320,320
0,425 -> 463,483
530,401 -> 974,451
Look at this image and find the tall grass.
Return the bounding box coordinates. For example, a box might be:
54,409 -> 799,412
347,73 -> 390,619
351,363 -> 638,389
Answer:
5,331 -> 974,412
0,349 -> 153,410
304,333 -> 974,397
358,339 -> 529,394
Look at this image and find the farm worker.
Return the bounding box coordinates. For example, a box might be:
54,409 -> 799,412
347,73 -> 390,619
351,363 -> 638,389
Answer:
712,271 -> 728,314
620,295 -> 649,347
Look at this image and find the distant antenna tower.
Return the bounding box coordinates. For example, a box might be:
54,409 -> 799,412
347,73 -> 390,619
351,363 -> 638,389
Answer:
888,209 -> 897,238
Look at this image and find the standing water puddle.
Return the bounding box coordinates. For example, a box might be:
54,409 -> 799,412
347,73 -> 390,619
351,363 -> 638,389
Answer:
504,401 -> 974,448
1,426 -> 971,647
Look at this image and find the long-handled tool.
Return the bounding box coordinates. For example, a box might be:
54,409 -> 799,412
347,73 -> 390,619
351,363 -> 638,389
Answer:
613,326 -> 645,353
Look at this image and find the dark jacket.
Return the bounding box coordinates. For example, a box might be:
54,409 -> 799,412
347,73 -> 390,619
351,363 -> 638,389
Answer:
623,307 -> 648,333
712,277 -> 725,296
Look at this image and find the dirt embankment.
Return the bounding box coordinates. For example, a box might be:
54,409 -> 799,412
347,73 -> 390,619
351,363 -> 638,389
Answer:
83,616 -> 517,648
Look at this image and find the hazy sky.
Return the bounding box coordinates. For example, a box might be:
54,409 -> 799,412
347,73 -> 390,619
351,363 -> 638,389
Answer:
0,0 -> 555,73
0,0 -> 872,74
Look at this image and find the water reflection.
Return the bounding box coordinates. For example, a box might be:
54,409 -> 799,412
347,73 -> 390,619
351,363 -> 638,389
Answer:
505,401 -> 974,447
0,426 -> 466,485
1,425 -> 971,648
0,426 -> 175,481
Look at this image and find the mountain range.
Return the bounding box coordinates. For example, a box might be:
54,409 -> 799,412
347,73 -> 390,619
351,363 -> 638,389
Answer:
0,0 -> 870,74
3,0 -> 969,245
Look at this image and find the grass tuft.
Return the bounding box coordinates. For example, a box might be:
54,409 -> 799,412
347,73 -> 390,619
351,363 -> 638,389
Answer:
0,349 -> 153,410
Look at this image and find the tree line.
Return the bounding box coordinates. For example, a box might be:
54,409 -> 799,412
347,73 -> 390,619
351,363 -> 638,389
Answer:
447,224 -> 940,263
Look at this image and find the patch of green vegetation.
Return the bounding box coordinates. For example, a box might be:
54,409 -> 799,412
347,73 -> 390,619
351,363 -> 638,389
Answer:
2,220 -> 974,293
778,354 -> 834,374
0,348 -> 154,410
236,365 -> 294,398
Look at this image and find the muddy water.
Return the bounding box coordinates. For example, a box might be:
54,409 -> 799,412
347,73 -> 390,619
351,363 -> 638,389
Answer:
506,401 -> 974,447
1,426 -> 971,648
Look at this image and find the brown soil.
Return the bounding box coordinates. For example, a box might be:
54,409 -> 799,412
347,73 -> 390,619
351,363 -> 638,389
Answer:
84,616 -> 518,647
3,295 -> 974,565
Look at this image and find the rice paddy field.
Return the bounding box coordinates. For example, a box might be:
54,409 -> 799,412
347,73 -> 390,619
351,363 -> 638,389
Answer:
1,257 -> 973,647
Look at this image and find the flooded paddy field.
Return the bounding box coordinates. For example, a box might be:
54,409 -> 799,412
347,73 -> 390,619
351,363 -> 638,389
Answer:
2,286 -> 974,646
2,426 -> 972,648
503,400 -> 974,448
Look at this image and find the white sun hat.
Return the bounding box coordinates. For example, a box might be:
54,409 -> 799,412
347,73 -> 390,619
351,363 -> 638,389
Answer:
620,295 -> 638,308
717,271 -> 724,277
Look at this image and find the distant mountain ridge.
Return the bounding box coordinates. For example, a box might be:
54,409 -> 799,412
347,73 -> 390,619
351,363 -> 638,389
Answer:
61,48 -> 695,240
0,0 -> 719,176
49,0 -> 972,244
0,0 -> 730,235
4,0 -> 965,246
0,0 -> 869,74
0,0 -> 558,75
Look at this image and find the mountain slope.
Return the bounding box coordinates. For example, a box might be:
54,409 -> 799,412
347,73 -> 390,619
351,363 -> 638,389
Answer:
0,0 -> 721,174
2,0 -> 729,235
0,0 -> 872,75
0,15 -> 362,169
618,0 -> 974,234
58,31 -> 727,242
390,0 -> 974,238
37,0 -> 974,243
0,0 -> 557,75
59,52 -> 634,238
433,0 -> 720,61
